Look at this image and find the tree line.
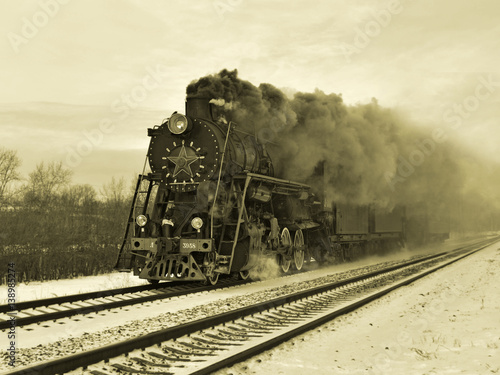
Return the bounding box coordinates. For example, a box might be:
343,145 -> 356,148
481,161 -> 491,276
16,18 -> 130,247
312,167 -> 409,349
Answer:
0,147 -> 132,284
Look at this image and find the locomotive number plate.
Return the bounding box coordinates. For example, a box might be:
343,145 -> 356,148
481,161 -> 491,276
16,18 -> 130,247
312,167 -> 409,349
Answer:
179,239 -> 212,254
182,241 -> 197,249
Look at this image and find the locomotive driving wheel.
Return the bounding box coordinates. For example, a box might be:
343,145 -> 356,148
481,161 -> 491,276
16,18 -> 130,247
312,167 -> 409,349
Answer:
279,227 -> 292,273
293,229 -> 305,271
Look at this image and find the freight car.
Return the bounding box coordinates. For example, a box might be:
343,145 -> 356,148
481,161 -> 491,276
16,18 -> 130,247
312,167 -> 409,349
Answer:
115,98 -> 440,284
308,202 -> 406,263
405,207 -> 450,245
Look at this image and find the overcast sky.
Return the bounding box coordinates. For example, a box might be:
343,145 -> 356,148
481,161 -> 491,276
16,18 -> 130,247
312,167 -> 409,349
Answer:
1,0 -> 499,188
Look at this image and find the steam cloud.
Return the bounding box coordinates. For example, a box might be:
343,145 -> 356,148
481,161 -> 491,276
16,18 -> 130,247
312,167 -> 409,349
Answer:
187,69 -> 500,233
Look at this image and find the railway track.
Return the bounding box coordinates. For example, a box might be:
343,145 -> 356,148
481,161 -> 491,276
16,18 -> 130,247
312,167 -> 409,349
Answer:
7,236 -> 499,375
0,238 -> 476,331
0,278 -> 248,330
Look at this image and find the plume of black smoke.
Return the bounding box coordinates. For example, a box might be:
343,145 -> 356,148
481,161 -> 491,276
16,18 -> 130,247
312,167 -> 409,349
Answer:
273,93 -> 465,209
187,69 -> 296,136
186,70 -> 500,231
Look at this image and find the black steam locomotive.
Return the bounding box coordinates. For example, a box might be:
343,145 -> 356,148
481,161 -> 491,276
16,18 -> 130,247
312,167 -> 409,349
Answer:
115,98 -> 445,284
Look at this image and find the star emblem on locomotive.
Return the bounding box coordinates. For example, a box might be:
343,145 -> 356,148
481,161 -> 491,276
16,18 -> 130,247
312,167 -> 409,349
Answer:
166,140 -> 200,178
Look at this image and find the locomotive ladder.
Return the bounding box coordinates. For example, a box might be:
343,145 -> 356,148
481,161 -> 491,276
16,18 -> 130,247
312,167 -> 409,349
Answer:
114,174 -> 153,271
217,175 -> 252,273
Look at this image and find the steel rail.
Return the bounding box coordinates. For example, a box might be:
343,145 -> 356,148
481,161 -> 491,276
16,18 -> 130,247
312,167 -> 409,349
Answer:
0,282 -> 184,314
0,279 -> 247,330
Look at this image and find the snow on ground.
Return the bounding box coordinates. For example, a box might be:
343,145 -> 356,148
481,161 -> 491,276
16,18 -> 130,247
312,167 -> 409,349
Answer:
0,272 -> 149,305
216,240 -> 500,375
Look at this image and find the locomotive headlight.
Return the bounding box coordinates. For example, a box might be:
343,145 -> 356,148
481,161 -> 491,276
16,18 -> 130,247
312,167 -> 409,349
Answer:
191,217 -> 203,230
168,113 -> 190,134
136,214 -> 148,227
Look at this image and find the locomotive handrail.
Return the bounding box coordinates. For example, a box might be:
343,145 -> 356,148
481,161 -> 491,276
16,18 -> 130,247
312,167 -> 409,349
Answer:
227,174 -> 252,273
234,172 -> 312,189
133,155 -> 150,237
114,174 -> 144,270
231,127 -> 278,145
211,121 -> 233,239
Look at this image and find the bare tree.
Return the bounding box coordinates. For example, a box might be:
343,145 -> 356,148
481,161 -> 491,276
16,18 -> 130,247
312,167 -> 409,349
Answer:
0,148 -> 21,207
99,176 -> 132,244
100,176 -> 127,204
23,161 -> 72,209
62,184 -> 97,208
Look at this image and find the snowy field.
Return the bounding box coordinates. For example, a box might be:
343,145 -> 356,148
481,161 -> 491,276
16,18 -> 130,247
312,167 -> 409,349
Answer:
216,240 -> 500,374
0,271 -> 149,305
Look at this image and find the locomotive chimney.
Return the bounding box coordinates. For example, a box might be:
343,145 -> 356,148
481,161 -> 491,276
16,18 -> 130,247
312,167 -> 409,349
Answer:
185,97 -> 213,120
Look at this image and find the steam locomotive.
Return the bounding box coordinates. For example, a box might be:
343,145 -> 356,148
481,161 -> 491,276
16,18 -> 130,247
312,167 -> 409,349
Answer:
114,98 -> 445,284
